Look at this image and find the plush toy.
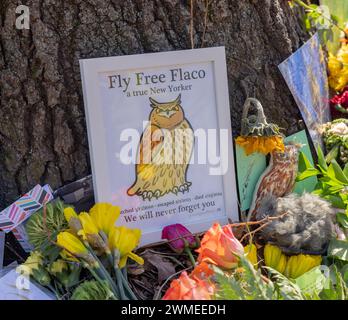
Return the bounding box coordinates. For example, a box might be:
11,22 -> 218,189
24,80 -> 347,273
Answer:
255,193 -> 336,254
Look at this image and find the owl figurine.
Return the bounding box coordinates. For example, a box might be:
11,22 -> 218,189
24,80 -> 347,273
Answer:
247,143 -> 301,221
127,94 -> 194,200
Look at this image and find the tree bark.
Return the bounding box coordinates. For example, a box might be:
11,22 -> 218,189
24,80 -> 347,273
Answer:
0,0 -> 308,206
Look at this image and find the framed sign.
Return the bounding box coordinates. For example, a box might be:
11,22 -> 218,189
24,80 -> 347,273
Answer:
80,47 -> 238,245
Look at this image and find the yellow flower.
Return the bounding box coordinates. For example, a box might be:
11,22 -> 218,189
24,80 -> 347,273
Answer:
244,244 -> 258,269
108,226 -> 144,268
284,254 -> 322,279
17,251 -> 44,275
64,207 -> 82,234
328,45 -> 348,92
264,244 -> 287,274
235,136 -> 284,156
328,53 -> 343,77
49,259 -> 68,275
78,212 -> 99,239
57,231 -> 88,257
89,203 -> 121,236
64,207 -> 78,222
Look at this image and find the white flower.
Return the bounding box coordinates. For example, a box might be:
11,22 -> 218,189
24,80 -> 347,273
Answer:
328,122 -> 348,136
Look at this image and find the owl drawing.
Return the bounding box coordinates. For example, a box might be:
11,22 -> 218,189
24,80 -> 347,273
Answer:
247,143 -> 301,221
127,94 -> 194,200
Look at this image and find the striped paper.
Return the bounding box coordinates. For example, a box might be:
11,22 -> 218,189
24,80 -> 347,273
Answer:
0,185 -> 53,233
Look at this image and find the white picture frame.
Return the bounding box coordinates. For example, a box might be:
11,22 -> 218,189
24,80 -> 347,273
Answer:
80,47 -> 239,246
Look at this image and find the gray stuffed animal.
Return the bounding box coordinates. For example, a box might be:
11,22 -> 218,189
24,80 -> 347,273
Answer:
256,193 -> 336,254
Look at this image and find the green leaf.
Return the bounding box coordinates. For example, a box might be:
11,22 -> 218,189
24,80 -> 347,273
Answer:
296,168 -> 320,181
295,267 -> 326,297
324,195 -> 346,209
328,185 -> 345,194
298,151 -> 314,172
331,14 -> 339,23
264,267 -> 305,300
325,144 -> 339,165
304,16 -> 311,30
343,163 -> 348,178
337,212 -> 348,229
331,159 -> 348,184
328,239 -> 348,262
316,145 -> 328,171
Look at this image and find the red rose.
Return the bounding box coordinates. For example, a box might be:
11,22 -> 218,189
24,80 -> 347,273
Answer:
330,86 -> 348,119
162,224 -> 199,253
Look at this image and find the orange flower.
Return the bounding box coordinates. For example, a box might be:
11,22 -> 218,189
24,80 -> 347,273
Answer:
162,271 -> 214,300
196,223 -> 244,269
191,261 -> 214,280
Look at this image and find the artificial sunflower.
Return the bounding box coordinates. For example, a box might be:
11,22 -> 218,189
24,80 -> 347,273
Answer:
236,98 -> 284,156
236,136 -> 284,156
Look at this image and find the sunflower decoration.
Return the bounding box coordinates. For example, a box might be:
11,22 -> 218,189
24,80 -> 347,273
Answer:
235,98 -> 285,156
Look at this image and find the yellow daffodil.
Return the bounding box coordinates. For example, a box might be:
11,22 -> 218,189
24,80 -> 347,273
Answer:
89,203 -> 121,236
17,251 -> 44,275
64,207 -> 78,222
235,136 -> 284,156
64,207 -> 82,234
79,211 -> 111,255
57,231 -> 88,257
108,226 -> 144,268
264,244 -> 287,274
284,254 -> 322,279
244,244 -> 258,269
78,212 -> 99,239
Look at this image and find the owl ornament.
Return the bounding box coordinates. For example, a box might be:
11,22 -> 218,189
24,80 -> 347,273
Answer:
247,142 -> 301,221
127,94 -> 194,200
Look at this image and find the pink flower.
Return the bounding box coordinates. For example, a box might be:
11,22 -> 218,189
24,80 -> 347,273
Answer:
162,224 -> 198,253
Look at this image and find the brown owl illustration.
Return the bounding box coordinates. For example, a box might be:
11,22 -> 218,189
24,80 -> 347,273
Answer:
127,94 -> 194,200
247,143 -> 301,221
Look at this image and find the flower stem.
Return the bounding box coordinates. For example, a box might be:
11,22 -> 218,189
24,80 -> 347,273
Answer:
114,268 -> 128,300
184,247 -> 196,267
85,246 -> 120,298
122,266 -> 128,281
118,269 -> 138,300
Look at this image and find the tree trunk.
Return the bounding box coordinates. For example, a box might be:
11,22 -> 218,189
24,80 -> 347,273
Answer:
0,0 -> 308,207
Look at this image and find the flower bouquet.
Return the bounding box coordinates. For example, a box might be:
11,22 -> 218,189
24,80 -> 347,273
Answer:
17,202 -> 144,300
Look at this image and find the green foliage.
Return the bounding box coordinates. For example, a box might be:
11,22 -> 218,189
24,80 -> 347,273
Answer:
214,255 -> 275,300
319,265 -> 348,300
71,280 -> 116,300
296,147 -> 348,209
337,212 -> 348,229
290,0 -> 343,44
215,255 -> 348,300
25,199 -> 70,257
265,267 -> 305,300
